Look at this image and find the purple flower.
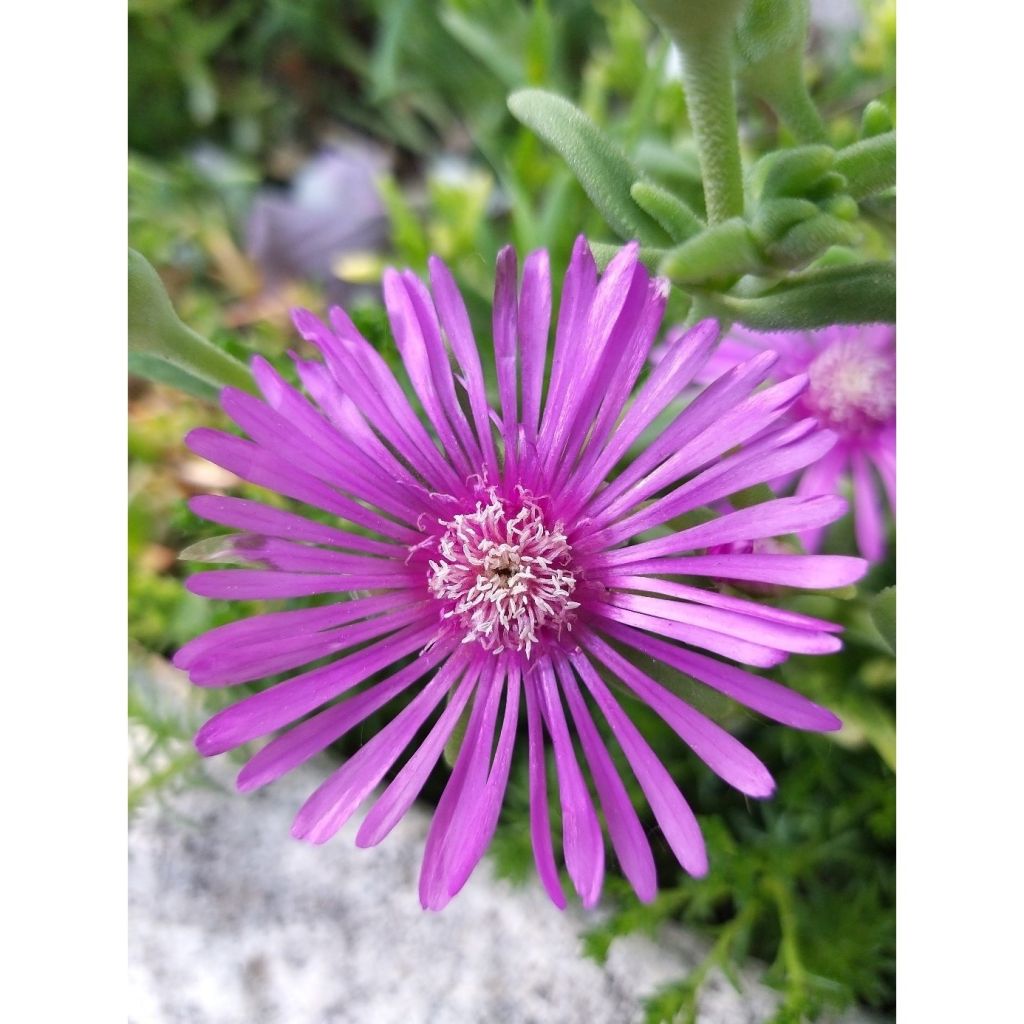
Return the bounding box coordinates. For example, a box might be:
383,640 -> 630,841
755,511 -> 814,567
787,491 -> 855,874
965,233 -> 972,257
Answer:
698,323 -> 896,562
177,239 -> 865,910
246,142 -> 389,301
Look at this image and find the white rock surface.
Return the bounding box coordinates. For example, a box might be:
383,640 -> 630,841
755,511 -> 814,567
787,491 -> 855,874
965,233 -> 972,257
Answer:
128,757 -> 881,1024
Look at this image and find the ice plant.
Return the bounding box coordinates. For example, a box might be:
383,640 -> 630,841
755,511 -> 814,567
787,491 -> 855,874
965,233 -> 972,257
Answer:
177,238 -> 865,911
697,323 -> 896,561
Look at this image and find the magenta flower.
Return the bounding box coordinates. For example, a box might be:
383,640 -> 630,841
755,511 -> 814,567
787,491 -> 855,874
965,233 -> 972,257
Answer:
697,323 -> 896,561
177,239 -> 865,910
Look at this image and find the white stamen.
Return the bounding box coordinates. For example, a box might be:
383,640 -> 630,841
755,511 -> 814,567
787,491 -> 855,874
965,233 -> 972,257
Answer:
805,338 -> 896,433
426,491 -> 579,656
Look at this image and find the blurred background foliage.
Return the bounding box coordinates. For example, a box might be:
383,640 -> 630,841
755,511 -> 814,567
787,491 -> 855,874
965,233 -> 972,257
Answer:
128,2 -> 895,1020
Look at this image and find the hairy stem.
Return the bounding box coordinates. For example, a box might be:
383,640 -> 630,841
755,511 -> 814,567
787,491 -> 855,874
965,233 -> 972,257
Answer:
637,2 -> 747,224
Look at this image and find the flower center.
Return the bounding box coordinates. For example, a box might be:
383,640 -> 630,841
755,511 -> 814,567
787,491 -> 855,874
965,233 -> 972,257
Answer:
804,338 -> 896,433
427,492 -> 579,656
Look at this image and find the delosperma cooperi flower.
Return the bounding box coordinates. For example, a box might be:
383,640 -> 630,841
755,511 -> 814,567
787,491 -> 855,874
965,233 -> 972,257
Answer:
177,237 -> 866,910
695,322 -> 896,562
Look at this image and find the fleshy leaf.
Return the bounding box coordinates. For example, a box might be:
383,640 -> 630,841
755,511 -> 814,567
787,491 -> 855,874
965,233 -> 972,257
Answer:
128,249 -> 255,396
861,100 -> 894,139
659,219 -> 762,284
706,261 -> 896,329
630,181 -> 705,243
507,89 -> 671,245
750,145 -> 836,200
834,132 -> 896,200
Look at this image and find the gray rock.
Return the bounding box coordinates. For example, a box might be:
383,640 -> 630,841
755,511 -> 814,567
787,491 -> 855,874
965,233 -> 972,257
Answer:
128,758 -> 876,1024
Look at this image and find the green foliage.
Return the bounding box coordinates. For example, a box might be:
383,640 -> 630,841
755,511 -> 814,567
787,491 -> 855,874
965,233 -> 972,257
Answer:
706,260 -> 896,329
129,248 -> 256,395
871,587 -> 897,655
508,88 -> 671,244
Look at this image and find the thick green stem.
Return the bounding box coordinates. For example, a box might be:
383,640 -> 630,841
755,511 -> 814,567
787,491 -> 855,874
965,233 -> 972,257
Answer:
637,1 -> 746,224
677,31 -> 745,223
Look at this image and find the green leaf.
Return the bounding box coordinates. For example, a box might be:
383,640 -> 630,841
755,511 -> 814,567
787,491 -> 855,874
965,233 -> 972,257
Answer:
750,197 -> 818,244
507,89 -> 671,245
831,699 -> 896,770
834,132 -> 896,200
860,100 -> 894,139
128,249 -> 255,395
765,213 -> 859,269
750,144 -> 835,200
871,586 -> 896,654
630,181 -> 705,242
589,242 -> 668,273
128,351 -> 220,402
707,261 -> 895,329
659,218 -> 762,284
440,9 -> 523,88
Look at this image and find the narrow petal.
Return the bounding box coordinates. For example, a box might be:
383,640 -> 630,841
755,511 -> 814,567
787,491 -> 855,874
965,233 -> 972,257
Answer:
794,446 -> 848,552
186,602 -> 432,687
194,619 -> 439,755
325,305 -> 466,492
428,255 -> 499,478
173,592 -> 412,671
536,236 -> 600,481
575,319 -> 720,493
852,450 -> 886,562
492,246 -> 519,444
292,306 -> 462,493
570,650 -> 707,877
186,568 -> 420,600
187,495 -> 402,558
555,275 -> 669,498
186,428 -> 421,544
604,553 -> 867,589
607,583 -> 842,655
291,357 -> 423,493
541,245 -> 643,478
402,269 -> 484,470
291,645 -> 470,845
591,600 -> 787,668
591,371 -> 807,525
601,621 -> 842,732
581,350 -> 781,524
523,666 -> 567,909
551,257 -> 651,480
518,249 -> 552,442
419,657 -> 502,909
872,431 -> 897,514
581,630 -> 775,798
587,422 -> 837,549
187,535 -> 404,575
445,665 -> 522,900
598,575 -> 841,633
248,356 -> 431,521
382,268 -> 474,479
593,495 -> 847,568
554,656 -> 657,903
356,655 -> 481,848
236,640 -> 457,792
533,659 -> 605,907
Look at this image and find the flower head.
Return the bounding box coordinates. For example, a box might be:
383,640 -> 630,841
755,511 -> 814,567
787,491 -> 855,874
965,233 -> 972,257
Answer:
178,239 -> 865,910
698,323 -> 896,561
